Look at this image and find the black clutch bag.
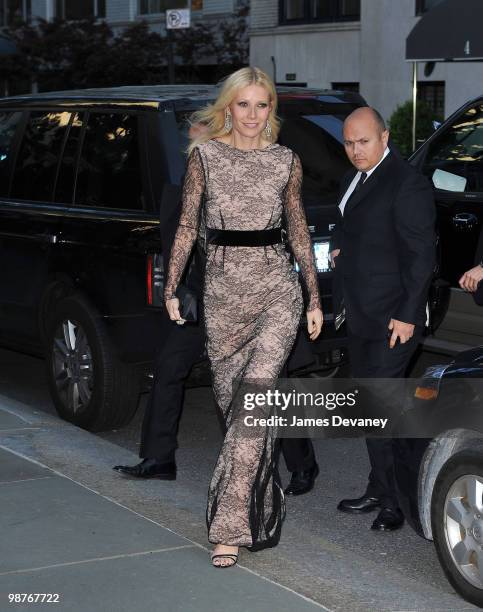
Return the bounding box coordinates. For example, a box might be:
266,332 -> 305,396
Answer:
176,285 -> 198,322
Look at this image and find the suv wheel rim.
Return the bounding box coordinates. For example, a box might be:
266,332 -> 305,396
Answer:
52,319 -> 93,415
444,474 -> 483,589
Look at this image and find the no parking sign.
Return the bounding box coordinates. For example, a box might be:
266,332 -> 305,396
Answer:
166,9 -> 191,29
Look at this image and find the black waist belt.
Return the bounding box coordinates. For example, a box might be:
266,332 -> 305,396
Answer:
206,227 -> 283,247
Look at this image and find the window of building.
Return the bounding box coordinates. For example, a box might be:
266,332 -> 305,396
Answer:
416,0 -> 445,15
0,111 -> 22,197
280,0 -> 360,24
0,0 -> 31,26
75,113 -> 144,210
139,0 -> 187,15
422,103 -> 483,193
11,111 -> 73,202
332,82 -> 359,93
418,81 -> 445,118
55,0 -> 105,20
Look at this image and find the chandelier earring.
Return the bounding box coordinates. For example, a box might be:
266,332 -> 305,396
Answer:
264,120 -> 272,139
224,110 -> 232,133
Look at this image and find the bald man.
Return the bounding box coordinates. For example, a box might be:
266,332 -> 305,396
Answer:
329,107 -> 435,531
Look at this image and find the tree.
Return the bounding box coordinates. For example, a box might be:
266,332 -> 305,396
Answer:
171,21 -> 215,82
90,22 -> 168,86
388,100 -> 442,157
0,18 -> 114,92
0,5 -> 249,94
171,0 -> 249,82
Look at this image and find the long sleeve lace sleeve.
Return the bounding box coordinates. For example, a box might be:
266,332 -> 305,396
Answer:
284,153 -> 321,312
164,147 -> 205,301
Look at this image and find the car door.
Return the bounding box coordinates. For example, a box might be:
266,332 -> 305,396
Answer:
411,100 -> 483,287
0,108 -> 73,350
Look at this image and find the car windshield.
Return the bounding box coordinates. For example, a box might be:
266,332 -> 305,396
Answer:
175,96 -> 360,207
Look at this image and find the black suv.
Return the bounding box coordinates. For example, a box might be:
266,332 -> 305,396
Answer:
0,85 -> 368,431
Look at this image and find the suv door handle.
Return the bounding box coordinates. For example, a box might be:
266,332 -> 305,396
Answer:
452,213 -> 478,230
35,233 -> 58,244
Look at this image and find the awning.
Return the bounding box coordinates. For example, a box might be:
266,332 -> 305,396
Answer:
0,35 -> 17,56
406,0 -> 483,62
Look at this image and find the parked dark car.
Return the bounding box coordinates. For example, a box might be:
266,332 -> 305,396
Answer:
0,84 -> 370,432
394,347 -> 483,607
409,96 -> 483,346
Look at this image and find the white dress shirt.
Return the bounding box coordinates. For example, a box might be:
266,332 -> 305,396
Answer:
339,147 -> 390,216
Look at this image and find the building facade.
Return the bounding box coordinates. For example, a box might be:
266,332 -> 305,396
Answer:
250,0 -> 483,120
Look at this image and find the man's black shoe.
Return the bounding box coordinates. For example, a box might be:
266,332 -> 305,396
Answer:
371,507 -> 404,531
337,493 -> 381,514
284,463 -> 319,496
113,458 -> 176,480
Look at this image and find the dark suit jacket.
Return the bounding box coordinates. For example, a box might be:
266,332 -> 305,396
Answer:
330,151 -> 436,339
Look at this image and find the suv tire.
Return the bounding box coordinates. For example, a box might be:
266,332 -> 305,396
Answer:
432,450 -> 483,607
45,294 -> 140,431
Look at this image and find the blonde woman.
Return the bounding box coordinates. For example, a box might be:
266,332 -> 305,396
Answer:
165,67 -> 323,567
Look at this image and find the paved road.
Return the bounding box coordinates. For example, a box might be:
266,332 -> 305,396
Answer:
0,346 -> 478,611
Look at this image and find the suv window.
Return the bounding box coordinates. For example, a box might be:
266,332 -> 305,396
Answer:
277,98 -> 358,206
422,102 -> 483,194
0,110 -> 22,197
11,111 -> 72,202
75,112 -> 144,210
54,112 -> 84,204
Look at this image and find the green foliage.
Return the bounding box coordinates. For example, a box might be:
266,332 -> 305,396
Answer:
96,22 -> 167,87
388,99 -> 442,157
172,0 -> 249,82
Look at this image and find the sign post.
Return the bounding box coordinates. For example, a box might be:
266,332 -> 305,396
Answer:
166,8 -> 191,84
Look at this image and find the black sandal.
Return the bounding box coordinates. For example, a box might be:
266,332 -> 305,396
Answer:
211,553 -> 239,568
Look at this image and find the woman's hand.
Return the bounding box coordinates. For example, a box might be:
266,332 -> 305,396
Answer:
307,308 -> 323,340
165,297 -> 185,325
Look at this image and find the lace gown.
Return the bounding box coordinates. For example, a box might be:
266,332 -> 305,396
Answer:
165,139 -> 320,550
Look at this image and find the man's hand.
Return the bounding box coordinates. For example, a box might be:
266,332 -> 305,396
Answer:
459,265 -> 483,292
330,249 -> 340,269
387,318 -> 415,349
307,308 -> 323,340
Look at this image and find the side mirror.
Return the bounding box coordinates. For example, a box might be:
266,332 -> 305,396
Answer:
432,120 -> 442,131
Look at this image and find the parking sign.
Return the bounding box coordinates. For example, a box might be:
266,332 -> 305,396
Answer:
166,9 -> 190,29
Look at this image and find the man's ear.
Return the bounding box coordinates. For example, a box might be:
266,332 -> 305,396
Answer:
382,129 -> 390,147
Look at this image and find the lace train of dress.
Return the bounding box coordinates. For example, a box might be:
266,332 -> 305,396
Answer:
165,139 -> 320,550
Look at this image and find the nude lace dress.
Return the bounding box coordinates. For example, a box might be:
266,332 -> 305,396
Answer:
165,139 -> 320,550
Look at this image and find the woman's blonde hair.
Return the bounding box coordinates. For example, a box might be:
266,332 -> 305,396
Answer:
187,66 -> 280,154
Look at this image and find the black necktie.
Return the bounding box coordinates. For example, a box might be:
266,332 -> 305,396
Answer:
346,172 -> 367,207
